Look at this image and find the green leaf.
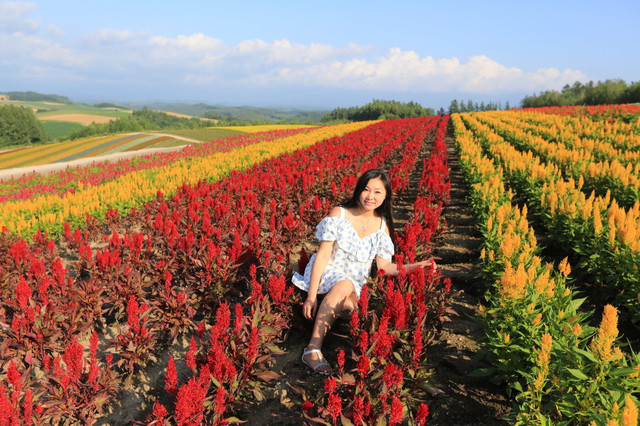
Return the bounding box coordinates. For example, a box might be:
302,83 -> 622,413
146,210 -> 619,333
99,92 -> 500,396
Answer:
470,367 -> 496,377
566,368 -> 589,380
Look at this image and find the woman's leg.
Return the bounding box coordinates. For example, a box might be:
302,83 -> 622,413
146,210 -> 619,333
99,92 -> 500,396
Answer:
303,280 -> 357,372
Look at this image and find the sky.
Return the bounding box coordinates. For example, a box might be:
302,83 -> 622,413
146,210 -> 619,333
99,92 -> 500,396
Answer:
0,0 -> 638,110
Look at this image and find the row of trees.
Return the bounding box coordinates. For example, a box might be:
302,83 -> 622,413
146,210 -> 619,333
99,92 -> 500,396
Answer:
446,99 -> 512,114
522,79 -> 640,108
1,91 -> 72,104
0,105 -> 48,148
321,99 -> 435,122
65,108 -> 211,140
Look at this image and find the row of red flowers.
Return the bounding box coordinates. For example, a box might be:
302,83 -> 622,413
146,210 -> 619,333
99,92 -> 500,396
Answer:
0,127 -> 313,203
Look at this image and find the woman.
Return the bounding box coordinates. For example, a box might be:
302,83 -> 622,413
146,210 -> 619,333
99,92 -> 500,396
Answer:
292,168 -> 433,375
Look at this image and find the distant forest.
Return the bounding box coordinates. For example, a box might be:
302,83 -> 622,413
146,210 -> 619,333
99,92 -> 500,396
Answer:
521,79 -> 640,108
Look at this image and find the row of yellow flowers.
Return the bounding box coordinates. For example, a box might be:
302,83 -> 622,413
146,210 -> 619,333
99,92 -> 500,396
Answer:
452,113 -> 640,425
505,109 -> 640,154
475,111 -> 640,206
0,122 -> 374,238
460,112 -> 640,319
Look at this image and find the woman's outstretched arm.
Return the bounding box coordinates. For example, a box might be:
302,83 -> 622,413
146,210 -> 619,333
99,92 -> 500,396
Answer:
375,255 -> 435,277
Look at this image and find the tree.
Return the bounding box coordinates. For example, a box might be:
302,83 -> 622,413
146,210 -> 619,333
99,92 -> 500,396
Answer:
0,105 -> 48,147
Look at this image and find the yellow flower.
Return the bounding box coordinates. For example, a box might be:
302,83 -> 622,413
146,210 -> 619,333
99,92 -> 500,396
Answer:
621,395 -> 638,426
499,261 -> 528,300
558,257 -> 572,277
572,323 -> 582,338
591,304 -> 619,362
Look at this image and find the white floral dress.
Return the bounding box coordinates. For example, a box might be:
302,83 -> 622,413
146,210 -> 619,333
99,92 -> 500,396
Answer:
292,207 -> 394,298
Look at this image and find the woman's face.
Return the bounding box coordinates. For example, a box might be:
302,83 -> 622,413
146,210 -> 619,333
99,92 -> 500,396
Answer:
358,177 -> 387,212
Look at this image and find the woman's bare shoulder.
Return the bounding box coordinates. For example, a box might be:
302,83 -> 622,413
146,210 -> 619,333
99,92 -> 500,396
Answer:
327,206 -> 342,217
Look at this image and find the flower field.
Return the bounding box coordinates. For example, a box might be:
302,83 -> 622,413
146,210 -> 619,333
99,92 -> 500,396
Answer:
0,117 -> 454,424
452,104 -> 640,424
1,106 -> 640,425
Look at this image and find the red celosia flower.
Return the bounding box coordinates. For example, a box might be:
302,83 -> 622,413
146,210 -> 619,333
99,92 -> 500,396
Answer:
186,337 -> 198,371
416,403 -> 430,425
216,302 -> 231,335
356,355 -> 370,380
245,326 -> 259,366
151,401 -> 168,424
324,376 -> 338,395
127,295 -> 140,331
382,363 -> 403,391
7,361 -> 21,390
165,355 -> 178,395
349,310 -> 360,337
357,330 -> 369,356
357,285 -> 369,314
327,393 -> 342,424
15,277 -> 32,310
63,337 -> 84,384
352,396 -> 365,425
389,396 -> 403,424
214,386 -> 226,416
301,400 -> 314,416
372,316 -> 394,360
0,384 -> 15,425
234,303 -> 244,334
175,378 -> 207,426
22,388 -> 33,426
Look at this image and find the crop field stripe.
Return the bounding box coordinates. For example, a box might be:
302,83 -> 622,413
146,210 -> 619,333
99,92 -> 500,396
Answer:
100,134 -> 163,155
0,121 -> 375,237
123,136 -> 172,151
84,133 -> 151,157
0,136 -> 105,169
52,134 -> 145,163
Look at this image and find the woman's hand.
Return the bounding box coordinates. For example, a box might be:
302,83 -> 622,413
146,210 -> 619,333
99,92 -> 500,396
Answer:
302,297 -> 318,320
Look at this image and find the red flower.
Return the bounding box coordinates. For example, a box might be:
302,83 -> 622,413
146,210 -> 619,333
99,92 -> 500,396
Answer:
356,355 -> 370,380
234,303 -> 244,333
214,386 -> 226,416
175,378 -> 208,426
324,376 -> 338,395
382,363 -> 403,390
165,355 -> 178,395
63,337 -> 84,383
22,388 -> 33,426
186,337 -> 198,371
327,393 -> 342,424
15,277 -> 32,310
301,400 -> 314,416
389,396 -> 403,424
352,396 -> 365,425
416,403 -> 430,425
151,401 -> 168,424
7,361 -> 21,390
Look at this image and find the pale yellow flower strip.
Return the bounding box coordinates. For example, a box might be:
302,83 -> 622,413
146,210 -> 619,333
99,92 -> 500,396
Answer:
0,121 -> 374,237
215,124 -> 318,133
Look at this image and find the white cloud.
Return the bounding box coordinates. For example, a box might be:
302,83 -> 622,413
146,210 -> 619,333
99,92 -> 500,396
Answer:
0,1 -> 39,33
0,3 -> 588,98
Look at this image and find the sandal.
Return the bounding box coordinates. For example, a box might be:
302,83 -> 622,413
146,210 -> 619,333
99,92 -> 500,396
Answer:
301,348 -> 333,375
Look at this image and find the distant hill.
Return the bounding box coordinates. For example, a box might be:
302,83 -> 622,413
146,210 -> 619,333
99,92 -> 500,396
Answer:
1,91 -> 73,104
121,102 -> 328,124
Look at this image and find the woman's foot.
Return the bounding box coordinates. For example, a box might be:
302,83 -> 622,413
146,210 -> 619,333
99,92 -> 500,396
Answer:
301,348 -> 333,375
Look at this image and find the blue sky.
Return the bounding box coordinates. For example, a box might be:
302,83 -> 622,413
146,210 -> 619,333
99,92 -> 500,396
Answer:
1,0 -> 638,110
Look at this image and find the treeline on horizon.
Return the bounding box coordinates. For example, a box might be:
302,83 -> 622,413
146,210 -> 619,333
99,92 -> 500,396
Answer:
521,79 -> 640,108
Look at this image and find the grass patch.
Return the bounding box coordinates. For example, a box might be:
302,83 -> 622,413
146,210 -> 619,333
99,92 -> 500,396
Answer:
42,121 -> 84,139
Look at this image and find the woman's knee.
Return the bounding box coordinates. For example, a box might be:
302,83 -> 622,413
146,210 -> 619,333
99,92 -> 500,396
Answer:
329,280 -> 355,298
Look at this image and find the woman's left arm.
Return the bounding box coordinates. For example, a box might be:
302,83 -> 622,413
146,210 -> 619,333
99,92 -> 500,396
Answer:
376,256 -> 435,277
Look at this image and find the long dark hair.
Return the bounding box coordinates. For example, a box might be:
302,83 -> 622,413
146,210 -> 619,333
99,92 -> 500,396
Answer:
341,168 -> 396,245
